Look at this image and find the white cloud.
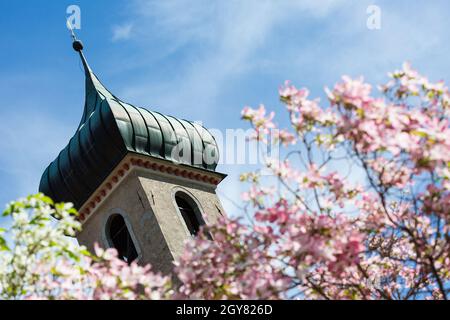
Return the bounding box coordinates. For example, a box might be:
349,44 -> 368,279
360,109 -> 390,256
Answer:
272,0 -> 450,87
116,0 -> 346,116
112,23 -> 134,42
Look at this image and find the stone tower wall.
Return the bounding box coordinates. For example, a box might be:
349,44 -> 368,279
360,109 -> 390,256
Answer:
77,160 -> 225,275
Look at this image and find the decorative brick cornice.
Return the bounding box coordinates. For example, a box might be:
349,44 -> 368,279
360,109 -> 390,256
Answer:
77,155 -> 224,224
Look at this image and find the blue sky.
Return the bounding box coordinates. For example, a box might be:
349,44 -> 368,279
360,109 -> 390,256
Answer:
1,0 -> 450,215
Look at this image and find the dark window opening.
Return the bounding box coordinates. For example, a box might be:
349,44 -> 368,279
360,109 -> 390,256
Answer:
176,195 -> 202,236
175,193 -> 213,240
108,214 -> 138,264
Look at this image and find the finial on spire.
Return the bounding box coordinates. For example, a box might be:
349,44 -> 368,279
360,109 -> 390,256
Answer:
66,19 -> 84,52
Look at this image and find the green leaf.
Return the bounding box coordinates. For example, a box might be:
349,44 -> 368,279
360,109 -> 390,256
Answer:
63,248 -> 81,262
40,194 -> 54,206
417,157 -> 431,167
2,205 -> 13,216
356,108 -> 365,118
411,130 -> 428,138
0,237 -> 10,252
79,249 -> 92,257
67,207 -> 79,217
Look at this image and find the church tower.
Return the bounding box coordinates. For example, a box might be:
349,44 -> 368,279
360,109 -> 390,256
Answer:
39,38 -> 226,275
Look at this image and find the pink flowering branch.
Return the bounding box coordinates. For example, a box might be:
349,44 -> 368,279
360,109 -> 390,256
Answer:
217,63 -> 450,299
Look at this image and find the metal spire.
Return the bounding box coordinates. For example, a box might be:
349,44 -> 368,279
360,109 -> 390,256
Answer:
65,18 -> 115,130
66,19 -> 76,41
67,19 -> 84,52
68,26 -> 84,52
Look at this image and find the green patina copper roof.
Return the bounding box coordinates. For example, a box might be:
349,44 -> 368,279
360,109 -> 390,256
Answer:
39,40 -> 220,209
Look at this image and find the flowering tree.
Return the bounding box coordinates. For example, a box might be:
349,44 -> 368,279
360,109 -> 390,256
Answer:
0,64 -> 448,300
177,63 -> 450,300
0,194 -> 172,300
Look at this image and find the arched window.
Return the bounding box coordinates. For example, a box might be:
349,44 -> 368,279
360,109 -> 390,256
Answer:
107,214 -> 138,264
175,192 -> 207,237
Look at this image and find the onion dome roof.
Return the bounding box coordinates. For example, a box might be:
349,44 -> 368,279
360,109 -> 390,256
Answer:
39,40 -> 220,209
